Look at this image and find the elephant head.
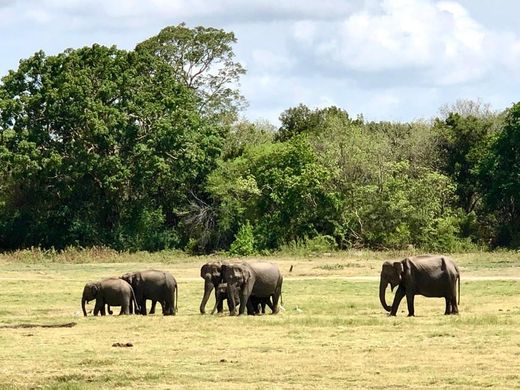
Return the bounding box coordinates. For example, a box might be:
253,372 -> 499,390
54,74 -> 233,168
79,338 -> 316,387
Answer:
121,272 -> 143,313
379,261 -> 405,312
222,263 -> 253,316
199,262 -> 225,314
81,282 -> 99,317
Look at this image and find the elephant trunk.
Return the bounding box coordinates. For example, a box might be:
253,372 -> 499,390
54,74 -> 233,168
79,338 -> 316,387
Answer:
82,297 -> 88,317
200,277 -> 214,314
227,284 -> 238,316
379,279 -> 392,312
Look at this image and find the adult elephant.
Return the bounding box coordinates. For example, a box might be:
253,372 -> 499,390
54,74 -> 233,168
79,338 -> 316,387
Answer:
222,261 -> 283,316
81,278 -> 138,316
200,261 -> 239,314
121,270 -> 178,315
379,255 -> 460,316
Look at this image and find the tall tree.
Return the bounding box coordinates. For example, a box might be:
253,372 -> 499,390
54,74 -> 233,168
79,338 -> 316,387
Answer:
0,44 -> 225,250
480,102 -> 520,246
136,23 -> 246,123
434,112 -> 497,213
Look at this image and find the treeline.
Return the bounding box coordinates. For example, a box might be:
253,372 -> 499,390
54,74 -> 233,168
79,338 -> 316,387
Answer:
0,24 -> 519,254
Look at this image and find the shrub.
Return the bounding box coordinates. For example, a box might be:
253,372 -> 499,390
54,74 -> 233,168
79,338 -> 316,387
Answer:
229,222 -> 255,256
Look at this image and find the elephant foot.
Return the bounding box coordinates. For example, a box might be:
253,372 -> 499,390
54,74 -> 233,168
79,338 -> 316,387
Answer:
407,314 -> 415,317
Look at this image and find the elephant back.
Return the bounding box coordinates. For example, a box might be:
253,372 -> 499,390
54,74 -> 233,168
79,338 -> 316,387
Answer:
249,261 -> 282,296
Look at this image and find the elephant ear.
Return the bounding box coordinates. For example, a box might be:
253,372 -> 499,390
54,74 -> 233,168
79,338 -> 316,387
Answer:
393,261 -> 404,277
200,264 -> 209,278
134,273 -> 144,288
242,266 -> 253,285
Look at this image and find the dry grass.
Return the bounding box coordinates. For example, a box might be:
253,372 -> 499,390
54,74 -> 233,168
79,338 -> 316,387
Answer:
0,251 -> 520,389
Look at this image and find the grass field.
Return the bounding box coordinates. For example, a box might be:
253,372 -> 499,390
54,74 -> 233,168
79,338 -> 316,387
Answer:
0,250 -> 520,389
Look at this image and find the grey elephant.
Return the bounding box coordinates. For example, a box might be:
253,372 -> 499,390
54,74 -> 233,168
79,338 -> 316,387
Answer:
121,270 -> 178,315
81,278 -> 139,317
211,283 -> 237,314
379,255 -> 460,316
222,261 -> 283,316
200,261 -> 239,314
250,295 -> 274,314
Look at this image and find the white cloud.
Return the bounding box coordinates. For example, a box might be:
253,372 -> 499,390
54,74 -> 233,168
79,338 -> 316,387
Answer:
251,49 -> 294,73
1,0 -> 520,125
290,0 -> 520,86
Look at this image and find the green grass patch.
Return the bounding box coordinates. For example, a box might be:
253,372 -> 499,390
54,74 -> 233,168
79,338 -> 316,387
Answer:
1,253 -> 520,388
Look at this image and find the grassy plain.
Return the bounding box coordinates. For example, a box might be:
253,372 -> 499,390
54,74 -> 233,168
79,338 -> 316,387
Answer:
0,249 -> 519,389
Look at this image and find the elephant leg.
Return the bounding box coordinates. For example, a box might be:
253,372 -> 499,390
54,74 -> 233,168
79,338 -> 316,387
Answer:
140,300 -> 148,316
444,297 -> 452,315
246,300 -> 255,315
450,282 -> 459,314
450,296 -> 459,315
164,300 -> 174,316
94,300 -> 105,316
238,291 -> 250,316
121,303 -> 130,315
390,286 -> 406,316
271,289 -> 281,314
266,297 -> 274,314
406,291 -> 415,317
149,301 -> 157,314
215,290 -> 224,313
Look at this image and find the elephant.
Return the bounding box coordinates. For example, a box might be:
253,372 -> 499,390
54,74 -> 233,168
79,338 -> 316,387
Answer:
250,295 -> 274,314
121,270 -> 178,315
81,278 -> 139,317
222,261 -> 283,316
379,255 -> 460,316
211,283 -> 237,315
200,261 -> 241,314
210,283 -> 273,315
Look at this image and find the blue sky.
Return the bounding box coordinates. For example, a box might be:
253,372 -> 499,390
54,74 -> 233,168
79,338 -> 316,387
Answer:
1,0 -> 519,124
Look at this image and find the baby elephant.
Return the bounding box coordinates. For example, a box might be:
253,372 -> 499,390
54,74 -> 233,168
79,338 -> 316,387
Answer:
211,283 -> 274,315
250,295 -> 274,315
211,283 -> 236,315
81,278 -> 139,316
379,254 -> 460,316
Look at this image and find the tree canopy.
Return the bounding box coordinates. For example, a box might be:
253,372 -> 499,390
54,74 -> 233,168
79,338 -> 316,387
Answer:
136,23 -> 246,123
0,25 -> 518,253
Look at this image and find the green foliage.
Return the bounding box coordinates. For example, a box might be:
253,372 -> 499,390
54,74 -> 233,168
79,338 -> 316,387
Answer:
339,161 -> 462,250
479,102 -> 520,247
229,221 -> 255,256
277,104 -> 351,141
136,23 -> 246,123
0,42 -> 225,250
434,112 -> 497,213
0,24 -> 517,253
279,234 -> 337,256
208,136 -> 340,251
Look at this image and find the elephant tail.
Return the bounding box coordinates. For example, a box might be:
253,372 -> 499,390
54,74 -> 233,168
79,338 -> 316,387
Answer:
175,284 -> 178,313
130,287 -> 140,314
457,272 -> 460,305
